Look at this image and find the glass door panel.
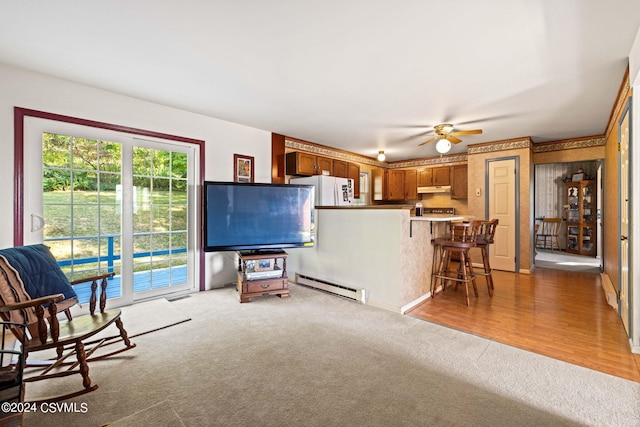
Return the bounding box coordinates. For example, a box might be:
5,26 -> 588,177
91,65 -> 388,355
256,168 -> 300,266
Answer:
42,133 -> 124,303
131,146 -> 189,300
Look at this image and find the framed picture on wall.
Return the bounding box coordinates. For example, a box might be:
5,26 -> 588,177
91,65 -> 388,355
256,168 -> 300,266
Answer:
234,154 -> 254,183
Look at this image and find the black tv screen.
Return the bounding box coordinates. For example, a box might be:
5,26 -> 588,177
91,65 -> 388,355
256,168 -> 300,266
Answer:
203,181 -> 315,252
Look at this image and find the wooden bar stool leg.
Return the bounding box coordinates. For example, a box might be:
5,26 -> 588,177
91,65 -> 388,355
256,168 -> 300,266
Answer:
432,247 -> 448,297
431,240 -> 441,294
481,246 -> 494,296
459,251 -> 470,306
466,251 -> 478,298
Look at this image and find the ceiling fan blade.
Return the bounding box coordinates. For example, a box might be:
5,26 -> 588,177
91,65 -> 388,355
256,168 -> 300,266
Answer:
418,136 -> 438,146
455,113 -> 519,126
450,129 -> 483,136
446,135 -> 463,144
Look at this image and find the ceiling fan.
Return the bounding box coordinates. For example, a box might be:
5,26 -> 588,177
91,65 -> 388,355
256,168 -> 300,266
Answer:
418,124 -> 483,153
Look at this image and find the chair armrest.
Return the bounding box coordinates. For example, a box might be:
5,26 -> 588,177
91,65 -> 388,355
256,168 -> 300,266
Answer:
0,294 -> 64,345
0,294 -> 64,313
69,272 -> 115,286
70,272 -> 115,315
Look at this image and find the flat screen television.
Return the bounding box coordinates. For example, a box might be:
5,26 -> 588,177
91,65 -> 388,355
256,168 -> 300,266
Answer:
203,181 -> 315,252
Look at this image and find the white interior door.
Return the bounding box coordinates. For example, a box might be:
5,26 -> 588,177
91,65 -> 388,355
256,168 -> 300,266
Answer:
619,105 -> 630,334
488,158 -> 517,272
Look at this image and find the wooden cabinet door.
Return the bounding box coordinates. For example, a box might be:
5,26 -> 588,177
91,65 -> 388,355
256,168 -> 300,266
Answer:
418,169 -> 433,186
316,156 -> 333,175
371,167 -> 386,201
404,170 -> 417,200
388,170 -> 405,200
286,151 -> 317,175
333,160 -> 348,178
451,164 -> 468,199
433,167 -> 450,185
347,163 -> 360,198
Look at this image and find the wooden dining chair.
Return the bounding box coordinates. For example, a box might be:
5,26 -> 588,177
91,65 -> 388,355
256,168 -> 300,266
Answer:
535,217 -> 562,251
0,321 -> 26,425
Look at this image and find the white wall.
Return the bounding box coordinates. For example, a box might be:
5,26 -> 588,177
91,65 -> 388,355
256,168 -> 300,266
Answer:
0,63 -> 272,290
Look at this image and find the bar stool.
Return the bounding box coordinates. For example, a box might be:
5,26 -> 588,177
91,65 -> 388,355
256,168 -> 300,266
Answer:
475,219 -> 499,296
432,221 -> 479,306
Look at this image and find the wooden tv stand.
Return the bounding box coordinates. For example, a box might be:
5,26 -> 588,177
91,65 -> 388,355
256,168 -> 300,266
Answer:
236,250 -> 289,303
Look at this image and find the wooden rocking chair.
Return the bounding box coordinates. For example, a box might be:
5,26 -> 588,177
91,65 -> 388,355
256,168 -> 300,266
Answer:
0,244 -> 136,403
0,321 -> 27,426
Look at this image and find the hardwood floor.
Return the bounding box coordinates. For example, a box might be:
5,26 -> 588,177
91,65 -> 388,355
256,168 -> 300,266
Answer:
408,266 -> 640,382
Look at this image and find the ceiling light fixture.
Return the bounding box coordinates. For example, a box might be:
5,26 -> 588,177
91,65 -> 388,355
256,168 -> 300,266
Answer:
377,150 -> 386,161
435,138 -> 452,154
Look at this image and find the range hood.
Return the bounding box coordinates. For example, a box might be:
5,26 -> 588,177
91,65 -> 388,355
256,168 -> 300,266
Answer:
417,185 -> 451,194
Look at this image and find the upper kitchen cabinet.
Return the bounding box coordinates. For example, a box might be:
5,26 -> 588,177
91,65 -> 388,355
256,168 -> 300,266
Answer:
286,152 -> 333,176
432,167 -> 450,185
333,159 -> 348,178
418,168 -> 432,187
388,170 -> 406,200
418,166 -> 450,186
450,164 -> 468,199
347,162 -> 360,199
404,169 -> 417,200
373,168 -> 418,201
372,167 -> 387,201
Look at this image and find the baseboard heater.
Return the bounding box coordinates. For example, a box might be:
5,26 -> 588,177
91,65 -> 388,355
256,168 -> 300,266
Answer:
295,273 -> 367,303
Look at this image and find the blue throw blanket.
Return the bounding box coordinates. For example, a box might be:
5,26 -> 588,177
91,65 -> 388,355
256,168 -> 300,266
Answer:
0,244 -> 77,301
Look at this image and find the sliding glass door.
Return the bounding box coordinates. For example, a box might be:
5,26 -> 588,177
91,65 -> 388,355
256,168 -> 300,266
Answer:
23,117 -> 199,307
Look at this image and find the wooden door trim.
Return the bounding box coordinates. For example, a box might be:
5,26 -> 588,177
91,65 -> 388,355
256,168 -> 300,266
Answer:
617,97 -> 632,334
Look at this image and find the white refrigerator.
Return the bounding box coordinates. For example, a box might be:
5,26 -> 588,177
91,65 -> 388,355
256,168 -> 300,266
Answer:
290,175 -> 354,206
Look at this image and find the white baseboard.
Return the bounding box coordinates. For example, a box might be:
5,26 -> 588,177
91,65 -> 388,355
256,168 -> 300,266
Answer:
400,292 -> 432,314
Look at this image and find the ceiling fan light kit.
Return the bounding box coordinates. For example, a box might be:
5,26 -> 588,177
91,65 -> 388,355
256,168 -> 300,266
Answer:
435,138 -> 452,154
417,123 -> 483,152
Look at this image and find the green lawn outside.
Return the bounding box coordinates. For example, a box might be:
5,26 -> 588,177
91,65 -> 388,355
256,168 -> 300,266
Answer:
43,189 -> 188,279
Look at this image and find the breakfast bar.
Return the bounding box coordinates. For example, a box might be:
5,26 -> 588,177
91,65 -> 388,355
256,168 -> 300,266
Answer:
285,205 -> 469,313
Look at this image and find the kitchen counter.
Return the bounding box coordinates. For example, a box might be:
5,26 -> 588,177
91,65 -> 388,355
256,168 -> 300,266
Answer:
285,208 -> 464,313
316,205 -> 413,210
411,214 -> 471,222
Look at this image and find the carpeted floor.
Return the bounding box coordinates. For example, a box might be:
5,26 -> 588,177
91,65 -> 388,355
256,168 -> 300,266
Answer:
22,284 -> 640,426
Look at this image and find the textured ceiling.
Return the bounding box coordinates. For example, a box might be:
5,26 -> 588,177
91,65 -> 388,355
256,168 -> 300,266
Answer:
1,1 -> 639,161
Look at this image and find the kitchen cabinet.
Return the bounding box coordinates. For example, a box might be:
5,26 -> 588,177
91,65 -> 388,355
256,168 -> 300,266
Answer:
286,151 -> 361,198
432,167 -> 450,185
286,152 -> 333,176
333,159 -> 348,178
404,169 -> 417,200
450,165 -> 468,199
418,166 -> 450,186
565,180 -> 597,256
373,169 -> 417,201
347,162 -> 360,199
418,168 -> 432,187
388,170 -> 405,200
372,167 -> 386,201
